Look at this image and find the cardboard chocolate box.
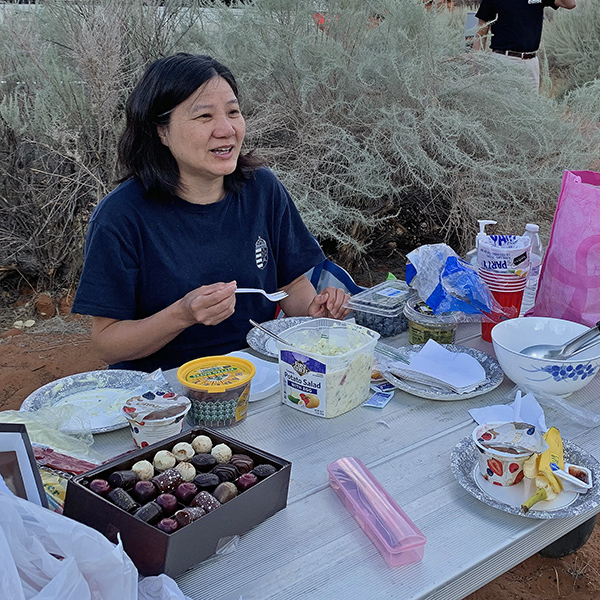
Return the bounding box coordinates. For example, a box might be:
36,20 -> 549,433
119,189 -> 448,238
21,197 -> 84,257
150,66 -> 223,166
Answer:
63,426 -> 291,577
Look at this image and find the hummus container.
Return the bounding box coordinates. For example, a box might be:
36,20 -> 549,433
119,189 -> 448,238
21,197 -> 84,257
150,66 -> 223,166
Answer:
177,357 -> 255,427
276,318 -> 379,418
122,391 -> 191,448
343,280 -> 410,338
403,294 -> 457,345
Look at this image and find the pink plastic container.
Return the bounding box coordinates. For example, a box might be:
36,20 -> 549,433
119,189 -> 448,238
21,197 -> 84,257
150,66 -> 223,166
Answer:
327,457 -> 426,567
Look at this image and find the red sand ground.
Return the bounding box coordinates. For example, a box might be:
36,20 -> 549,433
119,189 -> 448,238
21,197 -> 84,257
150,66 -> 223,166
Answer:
1,316 -> 599,599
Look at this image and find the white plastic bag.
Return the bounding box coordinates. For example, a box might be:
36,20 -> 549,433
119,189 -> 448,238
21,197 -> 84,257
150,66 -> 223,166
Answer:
138,575 -> 193,600
0,491 -> 138,600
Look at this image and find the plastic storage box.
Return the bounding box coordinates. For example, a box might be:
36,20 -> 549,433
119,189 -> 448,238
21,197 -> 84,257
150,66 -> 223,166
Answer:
277,318 -> 379,418
328,456 -> 426,567
343,280 -> 411,337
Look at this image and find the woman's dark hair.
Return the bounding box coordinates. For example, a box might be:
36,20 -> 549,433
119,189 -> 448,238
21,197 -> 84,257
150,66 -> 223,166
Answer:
118,53 -> 264,198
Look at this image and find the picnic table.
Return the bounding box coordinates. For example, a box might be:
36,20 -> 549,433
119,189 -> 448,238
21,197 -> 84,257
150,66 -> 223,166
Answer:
90,322 -> 600,600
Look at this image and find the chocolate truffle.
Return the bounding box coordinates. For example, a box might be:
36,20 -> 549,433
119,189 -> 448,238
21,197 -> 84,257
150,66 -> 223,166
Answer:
133,480 -> 158,503
211,443 -> 232,464
107,470 -> 139,490
236,472 -> 259,492
230,454 -> 254,474
213,482 -> 238,504
152,468 -> 183,494
175,461 -> 197,482
107,488 -> 140,513
157,518 -> 178,533
191,453 -> 217,472
174,506 -> 206,528
252,464 -> 277,479
212,463 -> 239,483
175,482 -> 198,505
153,450 -> 177,472
191,434 -> 213,454
89,479 -> 111,496
134,501 -> 163,524
172,442 -> 194,462
131,460 -> 154,481
193,472 -> 220,493
155,493 -> 178,516
190,491 -> 221,513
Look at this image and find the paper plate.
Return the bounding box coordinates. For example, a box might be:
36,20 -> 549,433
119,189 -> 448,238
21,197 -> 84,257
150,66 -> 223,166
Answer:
381,345 -> 504,401
20,370 -> 148,434
228,351 -> 280,401
246,316 -> 313,358
451,436 -> 600,519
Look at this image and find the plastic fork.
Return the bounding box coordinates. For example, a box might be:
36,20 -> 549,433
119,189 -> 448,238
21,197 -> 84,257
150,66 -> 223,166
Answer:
235,288 -> 289,302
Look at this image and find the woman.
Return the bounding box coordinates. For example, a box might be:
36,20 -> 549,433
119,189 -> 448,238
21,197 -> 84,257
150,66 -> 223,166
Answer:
72,53 -> 350,372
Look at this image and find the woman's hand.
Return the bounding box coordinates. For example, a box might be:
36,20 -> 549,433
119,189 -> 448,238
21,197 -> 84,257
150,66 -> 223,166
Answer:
91,281 -> 237,365
307,286 -> 351,320
179,281 -> 237,326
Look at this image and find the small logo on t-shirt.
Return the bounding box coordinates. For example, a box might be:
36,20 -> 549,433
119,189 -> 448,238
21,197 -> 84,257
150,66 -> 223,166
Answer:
255,236 -> 268,269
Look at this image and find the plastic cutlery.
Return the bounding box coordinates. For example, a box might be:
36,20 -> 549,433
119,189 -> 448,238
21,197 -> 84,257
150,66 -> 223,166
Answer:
236,288 -> 288,302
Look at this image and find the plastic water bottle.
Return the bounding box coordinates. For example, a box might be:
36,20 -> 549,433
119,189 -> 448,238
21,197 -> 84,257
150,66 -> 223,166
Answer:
520,223 -> 543,315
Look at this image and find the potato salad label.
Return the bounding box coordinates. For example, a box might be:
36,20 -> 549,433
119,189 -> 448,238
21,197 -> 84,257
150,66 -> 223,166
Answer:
279,348 -> 372,418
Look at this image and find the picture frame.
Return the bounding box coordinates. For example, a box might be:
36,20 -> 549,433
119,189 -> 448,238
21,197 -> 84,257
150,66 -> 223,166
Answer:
0,423 -> 48,507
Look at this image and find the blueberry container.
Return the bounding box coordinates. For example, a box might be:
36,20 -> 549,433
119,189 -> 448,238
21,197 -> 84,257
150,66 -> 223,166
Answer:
343,280 -> 410,338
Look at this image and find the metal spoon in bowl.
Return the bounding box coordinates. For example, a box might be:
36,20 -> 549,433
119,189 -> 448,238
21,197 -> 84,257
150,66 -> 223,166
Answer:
520,321 -> 600,360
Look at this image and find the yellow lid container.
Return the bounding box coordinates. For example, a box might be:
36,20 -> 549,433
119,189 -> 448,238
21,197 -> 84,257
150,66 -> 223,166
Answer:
177,357 -> 256,427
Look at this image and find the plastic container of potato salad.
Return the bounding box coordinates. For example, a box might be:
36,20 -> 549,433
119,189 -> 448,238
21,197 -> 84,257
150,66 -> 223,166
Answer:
276,318 -> 379,418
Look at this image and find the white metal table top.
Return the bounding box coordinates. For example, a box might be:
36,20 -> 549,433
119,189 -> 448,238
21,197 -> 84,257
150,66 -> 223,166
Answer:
91,323 -> 600,600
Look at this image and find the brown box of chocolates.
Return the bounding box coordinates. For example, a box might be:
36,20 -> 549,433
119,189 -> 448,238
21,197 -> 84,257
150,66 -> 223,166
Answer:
63,426 -> 291,577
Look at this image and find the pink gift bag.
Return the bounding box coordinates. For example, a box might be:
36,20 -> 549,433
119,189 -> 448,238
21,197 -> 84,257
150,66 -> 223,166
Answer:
531,170 -> 600,326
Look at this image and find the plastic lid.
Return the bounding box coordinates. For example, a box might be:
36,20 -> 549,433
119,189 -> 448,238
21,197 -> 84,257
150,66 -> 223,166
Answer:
525,223 -> 539,233
177,356 -> 256,391
122,392 -> 190,422
403,293 -> 459,325
343,280 -> 411,317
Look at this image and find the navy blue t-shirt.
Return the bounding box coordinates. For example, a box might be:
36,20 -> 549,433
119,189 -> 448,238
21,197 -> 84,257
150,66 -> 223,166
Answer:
476,0 -> 558,52
72,168 -> 325,371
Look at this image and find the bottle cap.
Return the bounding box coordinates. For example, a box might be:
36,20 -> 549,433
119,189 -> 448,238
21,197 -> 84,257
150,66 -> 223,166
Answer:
525,223 -> 539,233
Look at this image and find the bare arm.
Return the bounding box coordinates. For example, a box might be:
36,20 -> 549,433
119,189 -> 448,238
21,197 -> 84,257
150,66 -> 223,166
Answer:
278,274 -> 351,320
555,0 -> 576,8
472,19 -> 490,51
91,281 -> 237,364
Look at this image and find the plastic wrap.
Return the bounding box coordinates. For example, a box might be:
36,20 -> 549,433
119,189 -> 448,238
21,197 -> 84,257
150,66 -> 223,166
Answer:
405,243 -> 518,323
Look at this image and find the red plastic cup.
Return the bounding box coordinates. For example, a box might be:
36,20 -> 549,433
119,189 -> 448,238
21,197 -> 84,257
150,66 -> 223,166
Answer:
481,288 -> 525,342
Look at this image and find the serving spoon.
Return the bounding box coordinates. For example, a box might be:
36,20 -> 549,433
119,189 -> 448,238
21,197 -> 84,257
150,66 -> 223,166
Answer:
248,319 -> 291,346
520,321 -> 600,360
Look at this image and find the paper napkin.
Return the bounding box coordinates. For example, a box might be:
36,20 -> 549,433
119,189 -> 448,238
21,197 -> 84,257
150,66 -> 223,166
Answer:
385,339 -> 488,394
469,390 -> 547,431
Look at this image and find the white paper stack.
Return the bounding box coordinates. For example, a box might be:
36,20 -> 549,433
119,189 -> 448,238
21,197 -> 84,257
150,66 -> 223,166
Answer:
385,339 -> 488,394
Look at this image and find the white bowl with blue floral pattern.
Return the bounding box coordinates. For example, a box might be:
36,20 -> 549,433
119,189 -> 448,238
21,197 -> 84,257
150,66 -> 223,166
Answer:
491,317 -> 600,397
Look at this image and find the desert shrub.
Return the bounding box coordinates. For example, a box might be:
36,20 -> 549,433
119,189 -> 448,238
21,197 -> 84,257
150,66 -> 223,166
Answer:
0,0 -> 599,293
0,0 -> 207,290
543,0 -> 600,92
188,0 -> 600,275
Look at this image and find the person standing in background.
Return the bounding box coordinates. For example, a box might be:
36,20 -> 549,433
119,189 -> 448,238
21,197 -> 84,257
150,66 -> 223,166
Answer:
473,0 -> 576,92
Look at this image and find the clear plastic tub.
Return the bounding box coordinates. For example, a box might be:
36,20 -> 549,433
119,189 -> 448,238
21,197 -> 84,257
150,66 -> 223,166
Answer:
403,294 -> 457,345
328,456 -> 426,567
343,280 -> 410,338
276,318 -> 379,418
